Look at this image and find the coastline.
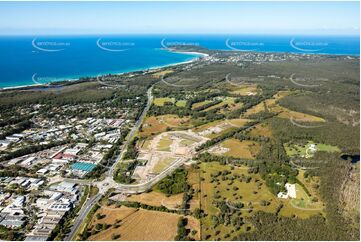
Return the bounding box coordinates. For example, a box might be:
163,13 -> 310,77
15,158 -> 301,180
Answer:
0,48 -> 356,91
0,50 -> 206,91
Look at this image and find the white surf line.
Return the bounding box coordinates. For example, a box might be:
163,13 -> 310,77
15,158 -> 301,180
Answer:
160,38 -> 209,58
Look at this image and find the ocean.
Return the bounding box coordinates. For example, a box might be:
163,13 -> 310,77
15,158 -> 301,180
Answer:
0,35 -> 359,89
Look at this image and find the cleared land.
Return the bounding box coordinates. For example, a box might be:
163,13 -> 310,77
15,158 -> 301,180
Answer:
230,85 -> 259,96
153,97 -> 175,106
248,123 -> 272,138
175,100 -> 187,107
202,97 -> 236,112
187,166 -> 201,212
88,208 -> 179,241
209,138 -> 261,159
126,191 -> 183,208
152,157 -> 176,173
192,100 -> 213,110
135,130 -> 208,181
243,91 -> 325,122
284,140 -> 340,158
193,118 -> 250,139
223,139 -> 260,159
152,69 -> 174,78
157,135 -> 173,151
139,115 -> 191,137
291,184 -> 324,210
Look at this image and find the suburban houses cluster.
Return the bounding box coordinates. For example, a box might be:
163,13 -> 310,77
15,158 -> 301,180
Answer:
0,100 -> 137,240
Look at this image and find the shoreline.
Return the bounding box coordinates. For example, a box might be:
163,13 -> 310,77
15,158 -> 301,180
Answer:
0,50 -> 205,91
0,48 -> 357,91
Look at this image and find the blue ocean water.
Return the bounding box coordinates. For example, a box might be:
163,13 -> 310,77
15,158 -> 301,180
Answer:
0,35 -> 359,88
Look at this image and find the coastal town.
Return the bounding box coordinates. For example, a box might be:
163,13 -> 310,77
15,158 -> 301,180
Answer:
0,1 -> 359,241
0,46 -> 359,241
0,91 -> 141,240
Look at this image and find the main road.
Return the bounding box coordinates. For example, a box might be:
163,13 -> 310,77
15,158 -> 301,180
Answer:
108,85 -> 153,177
66,86 -> 153,240
64,82 -> 263,240
65,193 -> 102,241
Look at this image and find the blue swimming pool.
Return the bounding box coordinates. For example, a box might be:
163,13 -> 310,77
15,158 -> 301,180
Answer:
71,162 -> 97,172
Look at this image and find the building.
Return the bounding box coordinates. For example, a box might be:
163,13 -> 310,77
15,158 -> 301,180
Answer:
277,183 -> 297,199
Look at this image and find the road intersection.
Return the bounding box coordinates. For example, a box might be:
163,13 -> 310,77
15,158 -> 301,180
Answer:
65,85 -> 195,240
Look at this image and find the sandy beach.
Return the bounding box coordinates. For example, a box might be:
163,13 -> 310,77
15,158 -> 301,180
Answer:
0,50 -> 207,91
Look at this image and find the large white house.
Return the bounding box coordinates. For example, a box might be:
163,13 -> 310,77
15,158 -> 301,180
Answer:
277,183 -> 297,199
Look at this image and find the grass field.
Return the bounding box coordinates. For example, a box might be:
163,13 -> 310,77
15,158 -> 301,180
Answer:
284,140 -> 340,158
126,191 -> 183,208
198,162 -> 279,240
243,91 -> 289,117
175,100 -> 187,107
194,161 -> 324,240
243,91 -> 325,122
152,69 -> 174,78
152,157 -> 176,173
264,94 -> 320,121
277,108 -> 325,122
193,120 -> 224,132
278,170 -> 324,218
248,123 -> 272,138
139,138 -> 152,150
222,101 -> 244,113
153,97 -> 175,106
90,206 -> 137,226
157,135 -> 172,151
139,115 -> 191,137
192,100 -> 213,110
220,138 -> 261,159
291,184 -> 323,209
230,85 -> 259,96
180,139 -> 196,146
88,208 -> 179,241
193,118 -> 249,139
243,101 -> 266,116
202,97 -> 236,112
187,166 -> 201,212
227,118 -> 251,127
279,182 -> 324,218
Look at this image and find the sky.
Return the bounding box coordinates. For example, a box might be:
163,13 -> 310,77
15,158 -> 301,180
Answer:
0,1 -> 359,35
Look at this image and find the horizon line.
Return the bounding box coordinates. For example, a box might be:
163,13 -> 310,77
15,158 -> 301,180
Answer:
0,33 -> 360,37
